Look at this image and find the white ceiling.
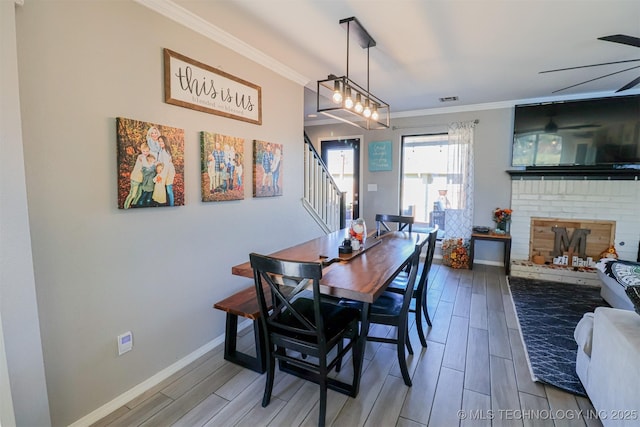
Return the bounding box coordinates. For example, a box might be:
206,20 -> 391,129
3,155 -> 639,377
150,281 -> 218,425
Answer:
175,0 -> 640,124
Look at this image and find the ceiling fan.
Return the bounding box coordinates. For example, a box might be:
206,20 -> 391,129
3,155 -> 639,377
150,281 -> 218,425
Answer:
542,114 -> 600,133
540,34 -> 640,93
519,112 -> 600,134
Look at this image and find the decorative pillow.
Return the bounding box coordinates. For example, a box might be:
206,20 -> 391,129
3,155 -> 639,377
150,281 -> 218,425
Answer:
625,285 -> 640,316
600,259 -> 640,288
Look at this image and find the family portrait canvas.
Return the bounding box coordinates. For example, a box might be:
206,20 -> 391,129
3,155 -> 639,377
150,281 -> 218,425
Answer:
253,140 -> 283,198
201,132 -> 245,202
117,117 -> 185,209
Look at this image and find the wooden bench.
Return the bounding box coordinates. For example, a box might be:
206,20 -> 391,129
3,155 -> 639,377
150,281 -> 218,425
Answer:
213,283 -> 270,374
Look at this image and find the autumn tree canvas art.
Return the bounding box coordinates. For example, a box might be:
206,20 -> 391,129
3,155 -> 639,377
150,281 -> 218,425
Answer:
117,117 -> 185,209
201,132 -> 245,202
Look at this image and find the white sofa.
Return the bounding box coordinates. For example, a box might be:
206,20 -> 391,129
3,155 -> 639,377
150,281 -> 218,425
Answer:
574,307 -> 640,426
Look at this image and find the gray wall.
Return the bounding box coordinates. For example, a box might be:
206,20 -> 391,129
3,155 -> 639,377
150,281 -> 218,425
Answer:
1,2 -> 51,426
14,1 -> 320,425
305,107 -> 515,263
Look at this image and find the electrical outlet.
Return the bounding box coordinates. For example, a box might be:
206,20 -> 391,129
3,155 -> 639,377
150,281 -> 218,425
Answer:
117,331 -> 133,355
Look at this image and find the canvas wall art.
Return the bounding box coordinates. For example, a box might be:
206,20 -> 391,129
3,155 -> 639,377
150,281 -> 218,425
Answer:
201,132 -> 245,202
117,117 -> 185,209
253,140 -> 283,198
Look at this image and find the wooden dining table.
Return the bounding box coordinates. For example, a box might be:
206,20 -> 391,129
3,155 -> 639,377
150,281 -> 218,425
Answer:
231,228 -> 426,396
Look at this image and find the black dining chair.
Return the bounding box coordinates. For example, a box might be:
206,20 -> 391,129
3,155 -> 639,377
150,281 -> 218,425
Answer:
375,214 -> 415,275
250,253 -> 361,427
375,213 -> 414,236
387,225 -> 439,347
340,238 -> 424,386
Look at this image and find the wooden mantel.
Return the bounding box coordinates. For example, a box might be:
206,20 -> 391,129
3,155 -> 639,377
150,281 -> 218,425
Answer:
507,165 -> 640,180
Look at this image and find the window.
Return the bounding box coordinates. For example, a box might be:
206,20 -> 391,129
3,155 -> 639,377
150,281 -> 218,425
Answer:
512,133 -> 563,166
401,134 -> 453,238
401,122 -> 476,240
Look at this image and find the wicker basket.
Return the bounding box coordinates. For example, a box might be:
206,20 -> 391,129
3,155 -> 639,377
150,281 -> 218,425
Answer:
441,238 -> 470,269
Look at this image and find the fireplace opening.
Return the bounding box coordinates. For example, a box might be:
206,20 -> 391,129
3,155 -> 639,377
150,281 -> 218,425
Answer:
529,218 -> 616,267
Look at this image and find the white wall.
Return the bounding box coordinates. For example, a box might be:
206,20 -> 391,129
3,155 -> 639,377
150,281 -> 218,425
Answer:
305,107 -> 515,264
15,1 -> 320,425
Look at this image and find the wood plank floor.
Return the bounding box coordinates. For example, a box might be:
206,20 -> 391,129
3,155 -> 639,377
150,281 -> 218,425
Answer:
92,263 -> 603,427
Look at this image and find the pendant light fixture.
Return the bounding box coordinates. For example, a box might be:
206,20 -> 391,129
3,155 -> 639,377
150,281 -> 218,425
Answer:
316,17 -> 390,129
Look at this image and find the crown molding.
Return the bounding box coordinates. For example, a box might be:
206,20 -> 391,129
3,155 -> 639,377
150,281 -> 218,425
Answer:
133,0 -> 310,86
305,88 -> 640,127
390,89 -> 640,119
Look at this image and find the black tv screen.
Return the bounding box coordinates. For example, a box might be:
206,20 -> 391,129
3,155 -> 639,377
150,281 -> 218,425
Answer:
512,95 -> 640,167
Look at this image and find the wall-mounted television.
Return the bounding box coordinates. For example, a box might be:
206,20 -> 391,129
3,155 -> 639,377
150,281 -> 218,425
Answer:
512,95 -> 640,167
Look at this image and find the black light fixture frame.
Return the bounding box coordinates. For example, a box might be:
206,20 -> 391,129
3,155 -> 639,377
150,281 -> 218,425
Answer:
317,17 -> 390,130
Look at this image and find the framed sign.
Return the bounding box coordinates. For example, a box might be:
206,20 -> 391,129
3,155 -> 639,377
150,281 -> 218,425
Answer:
164,49 -> 262,125
368,140 -> 392,171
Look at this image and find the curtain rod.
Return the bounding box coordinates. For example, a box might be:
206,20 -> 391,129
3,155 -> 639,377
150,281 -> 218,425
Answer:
391,119 -> 479,131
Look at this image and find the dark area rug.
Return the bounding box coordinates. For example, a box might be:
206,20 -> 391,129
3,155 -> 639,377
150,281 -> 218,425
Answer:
507,276 -> 609,396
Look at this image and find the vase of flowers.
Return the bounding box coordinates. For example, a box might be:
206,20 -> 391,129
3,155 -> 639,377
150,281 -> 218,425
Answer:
493,207 -> 512,233
349,218 -> 367,244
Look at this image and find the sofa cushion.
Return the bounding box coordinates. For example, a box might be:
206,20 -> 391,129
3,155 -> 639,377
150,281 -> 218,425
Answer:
625,285 -> 640,316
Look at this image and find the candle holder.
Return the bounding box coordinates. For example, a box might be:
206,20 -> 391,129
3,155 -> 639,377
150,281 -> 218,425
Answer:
339,238 -> 353,254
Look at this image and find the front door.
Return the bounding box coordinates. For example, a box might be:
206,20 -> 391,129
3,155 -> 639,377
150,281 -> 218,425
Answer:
321,138 -> 360,221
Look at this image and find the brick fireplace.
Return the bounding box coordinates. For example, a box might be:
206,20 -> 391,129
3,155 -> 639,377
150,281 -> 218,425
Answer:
507,173 -> 640,285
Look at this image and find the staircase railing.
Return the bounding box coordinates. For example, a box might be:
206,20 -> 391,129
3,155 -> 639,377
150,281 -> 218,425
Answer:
303,133 -> 346,233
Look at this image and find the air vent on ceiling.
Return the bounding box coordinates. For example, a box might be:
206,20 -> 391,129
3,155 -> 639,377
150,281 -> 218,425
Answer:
439,96 -> 459,102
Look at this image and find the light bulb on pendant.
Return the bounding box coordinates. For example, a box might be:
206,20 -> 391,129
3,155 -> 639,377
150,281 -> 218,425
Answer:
354,93 -> 363,113
371,103 -> 379,121
331,80 -> 342,104
363,99 -> 371,118
344,87 -> 353,109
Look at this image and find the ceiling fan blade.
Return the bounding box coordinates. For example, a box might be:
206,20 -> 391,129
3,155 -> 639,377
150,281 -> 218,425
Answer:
616,75 -> 640,92
598,34 -> 640,48
540,59 -> 640,73
552,65 -> 640,93
520,124 -> 600,133
559,124 -> 601,130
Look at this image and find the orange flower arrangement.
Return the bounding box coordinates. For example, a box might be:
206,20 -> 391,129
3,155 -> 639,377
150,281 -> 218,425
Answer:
493,207 -> 513,223
441,238 -> 470,269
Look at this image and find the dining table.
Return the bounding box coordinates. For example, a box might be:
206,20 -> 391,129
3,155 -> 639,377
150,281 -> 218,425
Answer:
231,227 -> 426,397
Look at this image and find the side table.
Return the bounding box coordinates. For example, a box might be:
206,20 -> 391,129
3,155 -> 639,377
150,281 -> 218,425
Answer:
469,232 -> 512,275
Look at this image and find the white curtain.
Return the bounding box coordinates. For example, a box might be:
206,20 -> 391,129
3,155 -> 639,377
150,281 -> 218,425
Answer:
444,120 -> 476,240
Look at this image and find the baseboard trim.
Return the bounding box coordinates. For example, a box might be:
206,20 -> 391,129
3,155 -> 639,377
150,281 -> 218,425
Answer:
434,254 -> 503,267
473,259 -> 504,267
68,319 -> 253,426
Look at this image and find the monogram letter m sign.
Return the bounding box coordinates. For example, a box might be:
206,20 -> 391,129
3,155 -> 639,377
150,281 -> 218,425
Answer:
552,227 -> 591,257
